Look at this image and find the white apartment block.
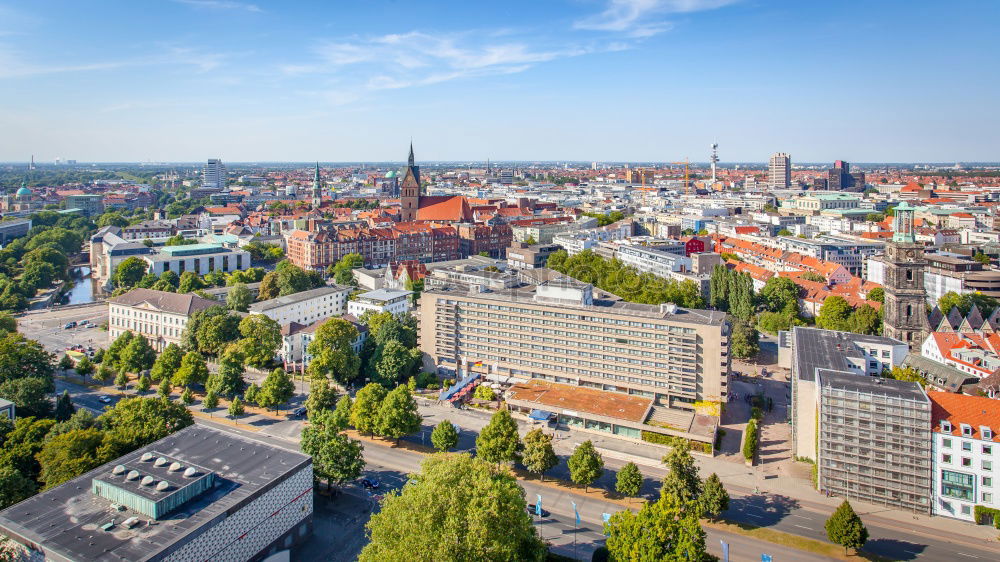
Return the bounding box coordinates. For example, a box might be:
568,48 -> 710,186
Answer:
347,288 -> 412,317
249,285 -> 351,327
107,289 -> 217,351
930,392 -> 999,522
280,315 -> 367,368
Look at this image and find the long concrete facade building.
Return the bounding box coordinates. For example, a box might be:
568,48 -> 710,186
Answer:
418,280 -> 730,412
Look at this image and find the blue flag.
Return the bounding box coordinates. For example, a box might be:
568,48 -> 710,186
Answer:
536,494 -> 542,516
720,540 -> 729,562
572,501 -> 580,526
761,554 -> 772,562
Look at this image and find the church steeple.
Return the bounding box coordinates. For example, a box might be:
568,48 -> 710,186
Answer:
400,143 -> 421,222
312,162 -> 322,208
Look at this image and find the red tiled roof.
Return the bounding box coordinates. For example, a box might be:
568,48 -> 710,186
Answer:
928,391 -> 1000,442
416,196 -> 473,222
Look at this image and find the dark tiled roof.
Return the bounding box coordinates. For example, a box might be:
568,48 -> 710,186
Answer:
108,288 -> 217,316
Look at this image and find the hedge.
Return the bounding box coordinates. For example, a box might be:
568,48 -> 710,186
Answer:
974,505 -> 1000,528
743,419 -> 759,462
640,431 -> 713,454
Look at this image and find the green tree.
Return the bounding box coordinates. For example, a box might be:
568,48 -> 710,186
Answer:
150,343 -> 183,383
307,318 -> 361,385
75,355 -> 94,378
848,304 -> 881,335
112,257 -> 147,289
193,310 -> 241,356
172,351 -> 210,388
157,379 -> 172,399
974,252 -> 992,265
54,390 -> 75,421
359,454 -> 545,562
476,409 -> 522,466
377,386 -> 421,443
372,339 -> 416,387
160,270 -> 180,289
203,390 -> 219,409
135,374 -> 151,394
120,334 -> 156,373
473,384 -> 496,401
305,378 -> 338,420
302,427 -> 365,492
661,441 -> 702,504
938,291 -> 999,317
568,440 -> 604,492
0,377 -> 54,418
0,332 -> 54,382
825,500 -> 869,555
867,287 -> 884,304
759,277 -> 800,312
605,493 -> 708,561
330,393 -> 353,431
180,387 -> 194,405
743,418 -> 759,462
58,354 -> 75,372
104,330 -> 134,369
98,396 -> 194,454
97,364 -> 115,385
615,461 -> 642,501
228,396 -> 245,418
521,428 -> 557,481
177,271 -> 206,294
729,318 -> 759,360
816,295 -> 854,331
777,228 -> 792,236
0,464 -> 36,509
208,347 -> 245,398
0,313 -> 16,333
36,428 -> 107,489
237,314 -> 282,368
700,473 -> 730,520
114,370 -> 129,390
430,419 -> 459,452
226,282 -> 253,312
258,368 -> 295,414
244,383 -> 260,405
884,366 -> 924,383
350,383 -> 387,436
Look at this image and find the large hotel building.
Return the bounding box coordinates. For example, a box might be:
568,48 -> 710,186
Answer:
419,279 -> 730,412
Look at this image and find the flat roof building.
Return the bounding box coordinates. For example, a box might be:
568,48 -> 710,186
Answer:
249,285 -> 351,327
816,371 -> 932,514
0,425 -> 312,562
419,278 -> 730,414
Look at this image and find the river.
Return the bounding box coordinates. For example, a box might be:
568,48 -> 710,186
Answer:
63,266 -> 99,305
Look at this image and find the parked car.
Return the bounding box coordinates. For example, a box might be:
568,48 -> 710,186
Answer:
526,504 -> 550,517
64,321 -> 76,329
98,395 -> 113,404
292,407 -> 307,418
361,478 -> 380,490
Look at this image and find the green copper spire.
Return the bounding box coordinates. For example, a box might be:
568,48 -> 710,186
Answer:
313,162 -> 320,190
892,202 -> 916,244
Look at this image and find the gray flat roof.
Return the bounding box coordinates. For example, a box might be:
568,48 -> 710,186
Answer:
248,284 -> 350,312
818,369 -> 928,402
0,425 -> 310,562
792,326 -> 906,383
357,288 -> 412,301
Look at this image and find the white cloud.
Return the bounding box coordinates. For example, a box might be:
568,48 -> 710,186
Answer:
574,0 -> 738,37
292,30 -> 597,103
174,0 -> 262,13
0,42 -> 230,79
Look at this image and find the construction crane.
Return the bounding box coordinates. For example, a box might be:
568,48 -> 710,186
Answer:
671,159 -> 691,195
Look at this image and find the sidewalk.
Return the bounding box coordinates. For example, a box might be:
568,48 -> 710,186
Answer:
414,396 -> 1000,546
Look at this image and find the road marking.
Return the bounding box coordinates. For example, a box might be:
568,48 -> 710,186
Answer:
956,554 -> 978,559
792,524 -> 813,530
745,512 -> 763,518
903,551 -> 919,556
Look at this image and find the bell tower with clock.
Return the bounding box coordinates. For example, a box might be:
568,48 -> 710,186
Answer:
882,202 -> 929,348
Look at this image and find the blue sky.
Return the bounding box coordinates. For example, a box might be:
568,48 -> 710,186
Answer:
1,0 -> 997,163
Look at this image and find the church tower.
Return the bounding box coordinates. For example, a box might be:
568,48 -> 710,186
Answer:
399,142 -> 421,222
882,202 -> 929,348
311,162 -> 322,208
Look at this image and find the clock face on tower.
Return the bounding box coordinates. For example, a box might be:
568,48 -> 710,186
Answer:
906,250 -> 915,258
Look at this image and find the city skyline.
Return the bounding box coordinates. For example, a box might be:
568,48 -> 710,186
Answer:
1,0 -> 998,162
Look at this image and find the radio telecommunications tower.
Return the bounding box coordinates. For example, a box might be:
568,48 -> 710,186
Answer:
710,143 -> 719,183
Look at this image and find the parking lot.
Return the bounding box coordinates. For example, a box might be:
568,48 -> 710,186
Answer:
17,303 -> 108,354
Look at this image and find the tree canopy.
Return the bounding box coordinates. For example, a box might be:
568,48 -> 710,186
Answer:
359,454 -> 545,562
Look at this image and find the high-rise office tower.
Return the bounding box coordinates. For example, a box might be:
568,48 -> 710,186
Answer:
768,152 -> 791,188
202,158 -> 227,190
828,160 -> 852,190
